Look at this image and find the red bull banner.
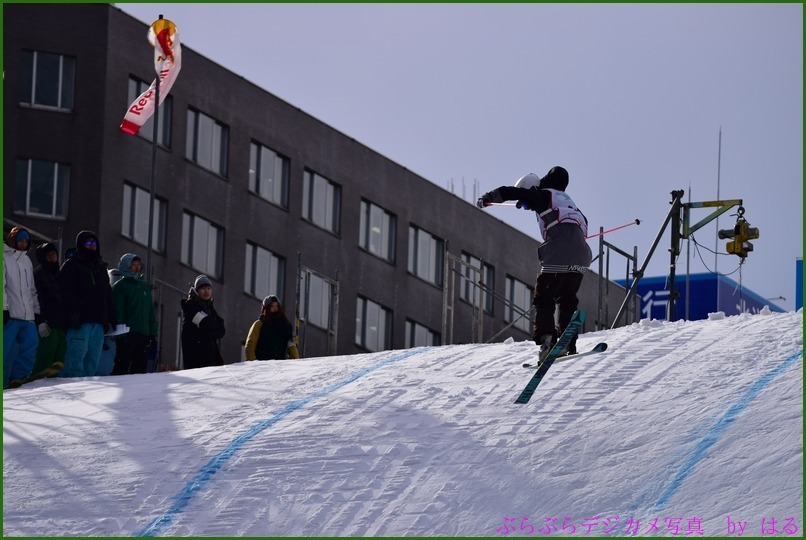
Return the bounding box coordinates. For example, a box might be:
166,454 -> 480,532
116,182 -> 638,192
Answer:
120,17 -> 182,135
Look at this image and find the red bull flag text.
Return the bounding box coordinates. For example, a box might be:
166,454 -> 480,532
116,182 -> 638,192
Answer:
120,17 -> 182,135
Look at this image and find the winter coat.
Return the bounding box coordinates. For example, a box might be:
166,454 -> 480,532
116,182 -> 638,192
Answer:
112,255 -> 157,337
181,288 -> 225,369
3,243 -> 40,322
58,231 -> 117,330
495,181 -> 592,273
34,243 -> 66,329
245,313 -> 293,360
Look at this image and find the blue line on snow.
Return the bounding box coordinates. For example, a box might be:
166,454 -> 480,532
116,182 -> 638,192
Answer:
136,347 -> 428,537
652,350 -> 803,512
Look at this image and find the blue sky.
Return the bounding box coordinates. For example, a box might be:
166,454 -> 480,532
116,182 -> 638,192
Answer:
117,3 -> 803,311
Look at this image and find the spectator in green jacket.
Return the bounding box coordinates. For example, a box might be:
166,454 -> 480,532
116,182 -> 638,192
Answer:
111,253 -> 157,375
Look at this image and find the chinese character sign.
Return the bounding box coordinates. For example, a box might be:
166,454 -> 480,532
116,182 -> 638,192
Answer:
120,17 -> 182,135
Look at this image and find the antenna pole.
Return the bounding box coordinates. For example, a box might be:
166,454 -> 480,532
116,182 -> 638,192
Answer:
715,127 -> 722,310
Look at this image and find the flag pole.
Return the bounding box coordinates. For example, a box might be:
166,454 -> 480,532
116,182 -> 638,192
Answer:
146,15 -> 162,283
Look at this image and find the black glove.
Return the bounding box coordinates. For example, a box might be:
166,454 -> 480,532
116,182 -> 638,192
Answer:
3,310 -> 9,326
476,189 -> 503,208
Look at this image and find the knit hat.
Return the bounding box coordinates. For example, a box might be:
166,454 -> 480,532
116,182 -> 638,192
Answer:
262,295 -> 281,308
194,274 -> 212,290
5,226 -> 30,249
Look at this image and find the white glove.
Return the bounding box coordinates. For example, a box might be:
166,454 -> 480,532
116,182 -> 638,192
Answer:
38,322 -> 51,338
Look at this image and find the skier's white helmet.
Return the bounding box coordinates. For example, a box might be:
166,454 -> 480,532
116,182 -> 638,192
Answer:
514,173 -> 541,190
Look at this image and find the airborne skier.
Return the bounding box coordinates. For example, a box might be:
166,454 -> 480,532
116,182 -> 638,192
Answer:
477,166 -> 592,356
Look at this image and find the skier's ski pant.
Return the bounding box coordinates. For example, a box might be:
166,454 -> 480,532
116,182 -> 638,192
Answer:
532,272 -> 584,350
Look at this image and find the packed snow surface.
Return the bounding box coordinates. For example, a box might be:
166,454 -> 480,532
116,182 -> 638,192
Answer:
3,309 -> 802,537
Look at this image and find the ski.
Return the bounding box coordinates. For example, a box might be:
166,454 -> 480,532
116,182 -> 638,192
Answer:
7,361 -> 64,389
522,342 -> 607,369
514,310 -> 585,404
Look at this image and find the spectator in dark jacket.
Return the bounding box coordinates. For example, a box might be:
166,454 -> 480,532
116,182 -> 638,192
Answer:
59,230 -> 117,378
31,242 -> 67,375
181,275 -> 225,369
244,295 -> 294,361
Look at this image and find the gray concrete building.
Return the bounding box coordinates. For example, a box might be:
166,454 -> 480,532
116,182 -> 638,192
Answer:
3,3 -> 633,367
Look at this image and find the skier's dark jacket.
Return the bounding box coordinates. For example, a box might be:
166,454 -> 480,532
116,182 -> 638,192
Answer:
34,243 -> 66,329
487,167 -> 592,273
58,231 -> 117,330
181,287 -> 226,369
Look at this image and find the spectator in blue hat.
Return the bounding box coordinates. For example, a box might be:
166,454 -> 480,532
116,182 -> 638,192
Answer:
3,226 -> 41,387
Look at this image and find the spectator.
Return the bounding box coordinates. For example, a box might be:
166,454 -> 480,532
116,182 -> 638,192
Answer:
245,295 -> 294,361
3,227 -> 40,387
180,275 -> 225,369
31,242 -> 67,376
59,230 -> 117,378
111,253 -> 158,375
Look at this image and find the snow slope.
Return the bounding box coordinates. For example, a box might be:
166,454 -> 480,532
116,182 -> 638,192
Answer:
2,309 -> 802,537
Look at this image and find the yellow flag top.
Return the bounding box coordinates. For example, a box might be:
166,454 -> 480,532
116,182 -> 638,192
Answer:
120,17 -> 182,136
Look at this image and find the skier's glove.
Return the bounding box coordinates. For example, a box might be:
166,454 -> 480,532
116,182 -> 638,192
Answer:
477,189 -> 503,208
38,322 -> 51,338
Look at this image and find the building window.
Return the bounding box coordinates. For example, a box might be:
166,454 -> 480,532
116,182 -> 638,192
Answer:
14,159 -> 69,219
249,141 -> 289,207
356,296 -> 392,352
186,108 -> 229,177
128,76 -> 172,147
460,252 -> 494,313
359,200 -> 396,262
244,242 -> 285,300
302,170 -> 341,235
181,211 -> 224,278
122,182 -> 166,253
20,50 -> 75,110
505,276 -> 533,333
301,270 -> 336,331
405,319 -> 441,348
408,225 -> 444,286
